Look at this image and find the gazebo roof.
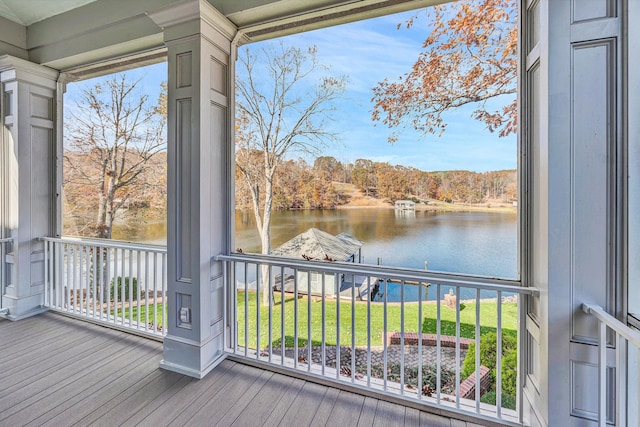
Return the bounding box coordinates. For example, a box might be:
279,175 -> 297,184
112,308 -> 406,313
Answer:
270,228 -> 363,262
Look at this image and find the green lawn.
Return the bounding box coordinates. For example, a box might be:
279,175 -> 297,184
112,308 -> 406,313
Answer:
236,291 -> 517,349
112,291 -> 518,348
115,302 -> 166,329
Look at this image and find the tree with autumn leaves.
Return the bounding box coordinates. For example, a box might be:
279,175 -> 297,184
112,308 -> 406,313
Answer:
371,0 -> 517,141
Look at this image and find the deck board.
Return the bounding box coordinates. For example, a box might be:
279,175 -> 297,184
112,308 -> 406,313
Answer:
372,399 -> 406,427
0,313 -> 489,427
231,371 -> 296,427
356,396 -> 379,426
29,345 -> 161,427
309,383 -> 341,426
261,377 -> 307,427
278,381 -> 327,425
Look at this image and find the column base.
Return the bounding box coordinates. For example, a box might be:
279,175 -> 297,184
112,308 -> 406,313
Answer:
1,293 -> 47,320
160,333 -> 226,379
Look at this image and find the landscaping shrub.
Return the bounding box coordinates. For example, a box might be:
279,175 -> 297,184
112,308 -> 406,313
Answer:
480,390 -> 516,409
110,276 -> 139,302
501,350 -> 518,397
462,331 -> 517,409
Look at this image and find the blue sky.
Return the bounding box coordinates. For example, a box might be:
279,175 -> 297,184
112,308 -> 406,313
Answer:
240,9 -> 517,173
66,8 -> 516,173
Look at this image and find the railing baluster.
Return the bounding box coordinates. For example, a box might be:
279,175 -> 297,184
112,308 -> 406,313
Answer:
232,260 -> 238,353
351,272 -> 355,383
475,288 -> 481,412
128,249 -> 133,326
92,246 -> 97,318
336,272 -> 341,380
383,278 -> 388,391
436,283 -> 442,403
107,247 -> 113,322
497,290 -> 503,418
268,264 -> 273,363
84,244 -> 89,314
244,262 -> 248,357
136,250 -> 141,328
144,252 -> 150,332
455,286 -> 461,409
256,263 -> 260,360
599,320 -> 607,427
113,247 -> 119,322
294,268 -> 299,370
322,272 -> 326,376
308,270 -> 312,373
73,244 -> 78,313
151,253 -> 158,333
65,242 -> 70,311
43,239 -> 48,307
98,246 -> 104,320
367,276 -> 371,388
161,252 -> 167,335
400,279 -> 405,395
280,266 -> 285,366
616,333 -> 622,427
417,280 -> 423,400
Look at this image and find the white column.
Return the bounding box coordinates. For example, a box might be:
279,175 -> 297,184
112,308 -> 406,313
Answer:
522,0 -> 623,425
149,0 -> 236,379
0,56 -> 58,320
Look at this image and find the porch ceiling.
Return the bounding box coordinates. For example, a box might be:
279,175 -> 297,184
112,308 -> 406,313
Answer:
0,0 -> 97,26
0,0 -> 434,70
1,0 -> 428,32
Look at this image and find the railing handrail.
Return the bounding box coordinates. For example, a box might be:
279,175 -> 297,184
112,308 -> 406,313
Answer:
41,236 -> 167,253
0,237 -> 13,243
582,303 -> 640,348
216,252 -> 538,296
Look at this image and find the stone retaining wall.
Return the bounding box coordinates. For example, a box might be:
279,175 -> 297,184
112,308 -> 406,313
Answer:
385,332 -> 473,349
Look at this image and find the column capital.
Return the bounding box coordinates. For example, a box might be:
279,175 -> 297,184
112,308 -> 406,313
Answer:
0,55 -> 58,88
148,0 -> 236,44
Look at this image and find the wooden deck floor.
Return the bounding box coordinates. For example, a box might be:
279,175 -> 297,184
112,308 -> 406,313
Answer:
0,312 -> 488,427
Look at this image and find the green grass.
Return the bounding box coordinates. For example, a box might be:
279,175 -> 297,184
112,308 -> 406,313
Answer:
114,302 -> 166,329
110,291 -> 518,346
236,291 -> 517,349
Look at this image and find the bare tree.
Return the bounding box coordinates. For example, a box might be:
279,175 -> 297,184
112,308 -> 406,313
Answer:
64,75 -> 166,239
236,42 -> 346,305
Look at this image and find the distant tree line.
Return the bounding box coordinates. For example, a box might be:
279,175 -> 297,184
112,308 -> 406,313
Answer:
235,154 -> 517,210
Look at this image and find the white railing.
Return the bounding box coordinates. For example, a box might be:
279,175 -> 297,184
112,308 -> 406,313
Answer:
0,237 -> 11,311
582,303 -> 640,427
217,252 -> 537,426
42,237 -> 167,339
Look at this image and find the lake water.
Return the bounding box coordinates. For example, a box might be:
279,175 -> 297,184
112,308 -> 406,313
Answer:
115,208 -> 518,300
235,208 -> 518,279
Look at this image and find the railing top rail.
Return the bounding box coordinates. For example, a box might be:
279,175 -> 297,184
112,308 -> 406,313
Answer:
215,252 -> 538,296
582,303 -> 640,349
41,236 -> 167,253
0,237 -> 12,243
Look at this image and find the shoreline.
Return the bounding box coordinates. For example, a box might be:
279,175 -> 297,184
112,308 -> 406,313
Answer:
336,203 -> 517,215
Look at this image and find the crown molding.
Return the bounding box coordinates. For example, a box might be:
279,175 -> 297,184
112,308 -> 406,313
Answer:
0,55 -> 59,86
148,0 -> 237,41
